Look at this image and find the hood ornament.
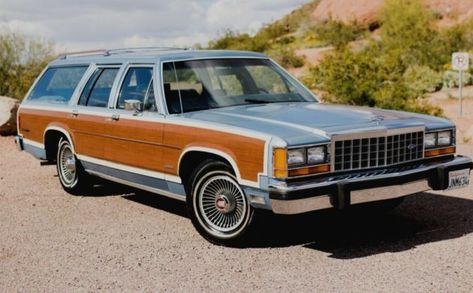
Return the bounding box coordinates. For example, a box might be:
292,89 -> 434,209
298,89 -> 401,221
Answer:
371,115 -> 385,125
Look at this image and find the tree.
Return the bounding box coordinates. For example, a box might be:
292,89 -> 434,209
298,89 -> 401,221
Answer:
0,30 -> 54,100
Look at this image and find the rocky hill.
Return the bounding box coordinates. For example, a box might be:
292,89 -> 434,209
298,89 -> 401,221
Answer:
312,0 -> 473,27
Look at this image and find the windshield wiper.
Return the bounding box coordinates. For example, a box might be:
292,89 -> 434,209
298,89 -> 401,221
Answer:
244,99 -> 271,104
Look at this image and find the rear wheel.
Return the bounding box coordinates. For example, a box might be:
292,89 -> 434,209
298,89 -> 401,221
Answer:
56,138 -> 91,195
187,160 -> 254,245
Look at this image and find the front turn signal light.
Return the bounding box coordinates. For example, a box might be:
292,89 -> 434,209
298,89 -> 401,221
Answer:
288,164 -> 331,177
425,146 -> 456,157
273,148 -> 288,179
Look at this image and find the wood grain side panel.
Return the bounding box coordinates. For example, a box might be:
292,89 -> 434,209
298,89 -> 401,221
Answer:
19,107 -> 267,183
19,108 -> 71,144
163,124 -> 265,181
101,118 -> 164,172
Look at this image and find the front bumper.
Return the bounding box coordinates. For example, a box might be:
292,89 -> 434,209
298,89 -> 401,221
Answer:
269,155 -> 473,214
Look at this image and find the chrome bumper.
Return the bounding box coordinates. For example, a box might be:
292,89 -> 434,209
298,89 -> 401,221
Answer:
269,156 -> 473,215
15,135 -> 24,151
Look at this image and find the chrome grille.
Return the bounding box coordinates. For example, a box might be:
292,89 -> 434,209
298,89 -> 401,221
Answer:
333,130 -> 424,172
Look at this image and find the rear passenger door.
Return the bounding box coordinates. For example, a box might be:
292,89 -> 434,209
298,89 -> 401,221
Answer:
72,65 -> 121,159
103,65 -> 165,172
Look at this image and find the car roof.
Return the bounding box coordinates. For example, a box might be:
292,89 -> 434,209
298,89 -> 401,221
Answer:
48,49 -> 268,66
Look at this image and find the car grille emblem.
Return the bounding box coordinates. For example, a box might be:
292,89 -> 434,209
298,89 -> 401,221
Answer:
407,143 -> 417,151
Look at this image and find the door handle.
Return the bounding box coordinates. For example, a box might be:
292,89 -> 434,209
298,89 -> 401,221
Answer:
71,110 -> 79,117
111,114 -> 120,121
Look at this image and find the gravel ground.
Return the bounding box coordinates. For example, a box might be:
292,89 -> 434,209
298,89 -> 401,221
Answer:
1,136 -> 472,292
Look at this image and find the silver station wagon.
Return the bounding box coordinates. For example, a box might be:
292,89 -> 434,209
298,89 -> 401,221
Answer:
16,48 -> 473,245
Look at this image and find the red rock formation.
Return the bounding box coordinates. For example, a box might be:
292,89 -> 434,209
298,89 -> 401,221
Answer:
312,0 -> 473,26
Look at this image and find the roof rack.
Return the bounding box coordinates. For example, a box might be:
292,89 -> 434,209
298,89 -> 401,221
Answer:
58,47 -> 190,59
58,49 -> 108,59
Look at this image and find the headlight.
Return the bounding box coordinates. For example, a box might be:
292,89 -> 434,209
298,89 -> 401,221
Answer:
287,148 -> 305,166
424,133 -> 437,148
307,146 -> 327,164
438,131 -> 452,146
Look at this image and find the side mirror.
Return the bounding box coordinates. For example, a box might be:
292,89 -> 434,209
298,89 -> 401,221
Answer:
124,99 -> 143,115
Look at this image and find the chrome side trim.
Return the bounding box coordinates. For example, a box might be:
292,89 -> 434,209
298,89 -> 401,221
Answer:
350,180 -> 430,204
78,154 -> 182,184
86,169 -> 186,202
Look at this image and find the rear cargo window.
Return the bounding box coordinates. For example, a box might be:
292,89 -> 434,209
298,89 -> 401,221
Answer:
28,66 -> 88,103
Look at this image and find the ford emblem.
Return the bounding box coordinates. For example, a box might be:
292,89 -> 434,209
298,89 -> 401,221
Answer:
407,144 -> 417,151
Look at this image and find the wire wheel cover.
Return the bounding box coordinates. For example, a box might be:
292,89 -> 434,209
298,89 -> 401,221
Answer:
59,145 -> 76,185
198,175 -> 247,233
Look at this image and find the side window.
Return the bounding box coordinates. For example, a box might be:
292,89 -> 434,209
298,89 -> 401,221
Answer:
28,66 -> 88,103
163,62 -> 208,114
117,67 -> 153,110
144,81 -> 157,111
78,68 -> 119,107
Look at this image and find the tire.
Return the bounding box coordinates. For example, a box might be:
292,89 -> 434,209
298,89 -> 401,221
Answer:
56,138 -> 91,195
186,160 -> 254,245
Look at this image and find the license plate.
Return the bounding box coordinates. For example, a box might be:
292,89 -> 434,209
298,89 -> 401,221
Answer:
448,169 -> 471,190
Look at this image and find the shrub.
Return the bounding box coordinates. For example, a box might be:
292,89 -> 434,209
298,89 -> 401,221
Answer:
443,70 -> 473,88
208,30 -> 267,52
269,47 -> 305,68
0,31 -> 54,100
403,65 -> 443,94
309,19 -> 367,49
304,0 -> 444,115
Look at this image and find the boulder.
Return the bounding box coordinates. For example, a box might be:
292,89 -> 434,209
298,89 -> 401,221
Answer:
0,96 -> 19,136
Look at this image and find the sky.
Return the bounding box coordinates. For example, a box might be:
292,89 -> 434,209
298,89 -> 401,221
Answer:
0,0 -> 309,52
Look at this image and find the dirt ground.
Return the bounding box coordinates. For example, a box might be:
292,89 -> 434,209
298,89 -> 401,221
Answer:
1,137 -> 472,292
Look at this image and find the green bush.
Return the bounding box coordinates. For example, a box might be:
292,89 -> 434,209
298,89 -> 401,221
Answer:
0,31 -> 54,100
443,70 -> 473,88
304,0 -> 446,115
208,30 -> 267,52
269,47 -> 305,68
208,1 -> 322,54
309,19 -> 367,49
403,65 -> 443,94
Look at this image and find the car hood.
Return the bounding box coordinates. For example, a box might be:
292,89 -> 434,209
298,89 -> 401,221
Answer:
182,102 -> 453,145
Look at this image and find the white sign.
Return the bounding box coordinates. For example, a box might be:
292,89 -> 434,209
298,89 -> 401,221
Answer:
452,52 -> 469,71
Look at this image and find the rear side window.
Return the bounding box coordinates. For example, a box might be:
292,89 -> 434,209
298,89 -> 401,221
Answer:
79,68 -> 119,107
28,66 -> 88,103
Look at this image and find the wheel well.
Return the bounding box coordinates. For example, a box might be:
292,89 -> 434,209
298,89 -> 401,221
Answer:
44,130 -> 67,162
179,151 -> 236,188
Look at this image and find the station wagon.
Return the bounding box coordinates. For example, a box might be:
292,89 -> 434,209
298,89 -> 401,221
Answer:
15,48 -> 473,244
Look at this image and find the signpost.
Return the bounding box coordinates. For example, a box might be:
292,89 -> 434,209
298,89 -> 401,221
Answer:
452,52 -> 469,116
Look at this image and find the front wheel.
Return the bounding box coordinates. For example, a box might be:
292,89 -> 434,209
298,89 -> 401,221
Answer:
187,160 -> 254,245
56,138 -> 91,195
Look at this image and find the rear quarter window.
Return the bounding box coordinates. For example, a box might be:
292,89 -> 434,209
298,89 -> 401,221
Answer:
28,66 -> 88,103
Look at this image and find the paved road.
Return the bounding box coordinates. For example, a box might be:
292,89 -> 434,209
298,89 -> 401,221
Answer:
1,137 -> 472,292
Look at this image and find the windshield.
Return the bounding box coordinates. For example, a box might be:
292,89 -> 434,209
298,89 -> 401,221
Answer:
162,58 -> 317,114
